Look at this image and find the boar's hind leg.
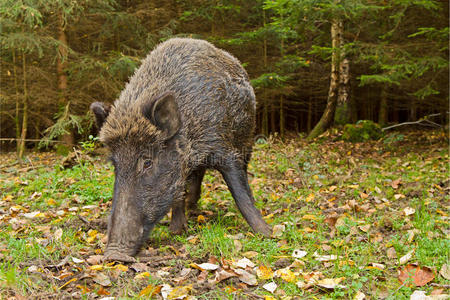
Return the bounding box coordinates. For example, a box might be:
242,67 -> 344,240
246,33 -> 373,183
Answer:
219,161 -> 272,237
186,168 -> 205,211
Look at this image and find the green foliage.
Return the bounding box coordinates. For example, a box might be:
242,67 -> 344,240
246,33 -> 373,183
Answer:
251,72 -> 289,89
79,135 -> 99,154
39,103 -> 91,148
342,120 -> 383,142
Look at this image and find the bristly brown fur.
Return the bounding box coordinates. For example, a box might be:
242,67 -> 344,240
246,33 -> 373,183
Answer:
91,38 -> 271,260
99,105 -> 159,149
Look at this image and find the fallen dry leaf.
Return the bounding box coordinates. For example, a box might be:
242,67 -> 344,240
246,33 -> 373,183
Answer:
134,272 -> 150,280
89,264 -> 103,271
262,281 -> 277,293
410,290 -> 449,300
256,265 -> 274,280
53,228 -> 63,241
398,264 -> 435,287
235,257 -> 255,269
272,224 -> 285,237
358,224 -> 371,233
391,178 -> 402,189
96,286 -> 110,296
313,252 -> 339,262
215,269 -> 237,282
404,207 -> 416,216
168,285 -> 192,299
439,264 -> 450,280
71,257 -> 84,264
292,249 -> 307,259
354,291 -> 366,300
197,263 -> 220,271
92,272 -> 111,287
243,251 -> 258,258
387,247 -> 397,259
275,268 -> 296,283
316,277 -> 347,289
399,249 -> 415,264
370,262 -> 385,270
87,255 -> 103,265
160,284 -> 173,300
234,239 -> 242,252
234,268 -> 258,286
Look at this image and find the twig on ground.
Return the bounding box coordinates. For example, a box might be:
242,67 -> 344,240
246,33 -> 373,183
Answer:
78,215 -> 96,230
382,113 -> 442,131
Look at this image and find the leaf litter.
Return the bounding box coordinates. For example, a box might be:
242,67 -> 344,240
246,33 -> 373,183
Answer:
0,130 -> 447,298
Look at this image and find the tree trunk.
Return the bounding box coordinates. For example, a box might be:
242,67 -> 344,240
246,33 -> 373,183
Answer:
12,50 -> 21,154
57,11 -> 74,146
308,18 -> 342,139
334,57 -> 351,125
270,103 -> 276,133
409,99 -> 417,121
261,9 -> 269,137
378,86 -> 388,126
18,54 -> 28,159
307,98 -> 312,132
280,95 -> 285,138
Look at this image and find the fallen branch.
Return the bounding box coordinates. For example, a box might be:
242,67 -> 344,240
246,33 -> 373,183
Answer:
382,113 -> 442,131
0,138 -> 64,143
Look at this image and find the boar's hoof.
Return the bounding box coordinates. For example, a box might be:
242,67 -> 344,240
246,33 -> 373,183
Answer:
256,223 -> 273,238
103,251 -> 137,263
169,219 -> 188,235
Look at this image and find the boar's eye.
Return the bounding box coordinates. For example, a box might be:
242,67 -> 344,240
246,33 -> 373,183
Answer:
143,159 -> 152,169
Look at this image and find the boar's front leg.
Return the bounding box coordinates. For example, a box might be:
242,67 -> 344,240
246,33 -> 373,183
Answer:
169,200 -> 187,235
219,160 -> 272,237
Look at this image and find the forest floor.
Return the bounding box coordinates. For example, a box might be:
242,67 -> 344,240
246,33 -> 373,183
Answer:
0,129 -> 449,300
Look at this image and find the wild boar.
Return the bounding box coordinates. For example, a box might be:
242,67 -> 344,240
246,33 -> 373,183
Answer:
90,38 -> 271,262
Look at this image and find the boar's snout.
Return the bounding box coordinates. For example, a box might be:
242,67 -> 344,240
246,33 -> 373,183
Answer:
104,186 -> 148,261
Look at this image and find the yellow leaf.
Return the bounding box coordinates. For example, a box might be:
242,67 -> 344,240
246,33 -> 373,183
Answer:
265,296 -> 276,300
59,277 -> 77,289
256,265 -> 274,280
303,227 -> 316,233
348,184 -> 359,189
168,285 -> 192,299
436,209 -> 447,216
243,251 -> 259,258
76,285 -> 91,294
135,272 -> 150,280
302,214 -> 318,221
2,195 -> 13,201
89,265 -> 103,271
276,268 -> 296,283
305,193 -> 315,202
139,284 -> 162,297
46,198 -> 57,206
115,264 -> 128,272
197,215 -> 206,223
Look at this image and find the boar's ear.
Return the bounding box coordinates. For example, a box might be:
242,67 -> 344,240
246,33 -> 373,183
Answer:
90,102 -> 111,130
143,92 -> 181,139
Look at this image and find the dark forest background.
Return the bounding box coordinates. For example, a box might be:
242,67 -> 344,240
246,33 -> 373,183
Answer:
1,0 -> 448,155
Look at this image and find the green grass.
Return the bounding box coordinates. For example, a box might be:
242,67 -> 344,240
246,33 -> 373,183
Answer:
0,130 -> 448,299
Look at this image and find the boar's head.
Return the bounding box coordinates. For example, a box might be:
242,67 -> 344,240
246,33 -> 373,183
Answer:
90,92 -> 183,261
